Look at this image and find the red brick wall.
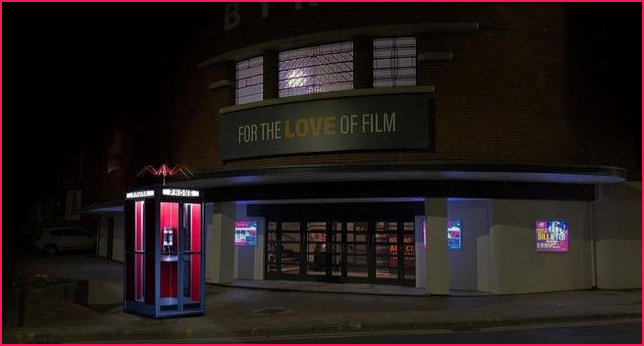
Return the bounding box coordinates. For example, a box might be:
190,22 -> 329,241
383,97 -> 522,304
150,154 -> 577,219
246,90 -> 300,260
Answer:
168,3 -> 638,179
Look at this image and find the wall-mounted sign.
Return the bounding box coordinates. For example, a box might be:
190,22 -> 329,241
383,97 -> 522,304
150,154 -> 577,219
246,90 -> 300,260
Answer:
126,190 -> 155,199
223,2 -> 319,32
162,189 -> 200,197
447,220 -> 462,250
536,220 -> 569,252
235,221 -> 257,246
220,91 -> 432,160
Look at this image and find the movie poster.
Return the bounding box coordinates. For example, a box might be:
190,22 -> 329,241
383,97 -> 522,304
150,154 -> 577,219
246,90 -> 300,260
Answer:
235,221 -> 258,246
447,220 -> 462,250
535,220 -> 569,252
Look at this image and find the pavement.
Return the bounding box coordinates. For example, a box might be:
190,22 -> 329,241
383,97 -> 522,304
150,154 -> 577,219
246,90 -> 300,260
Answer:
3,253 -> 642,343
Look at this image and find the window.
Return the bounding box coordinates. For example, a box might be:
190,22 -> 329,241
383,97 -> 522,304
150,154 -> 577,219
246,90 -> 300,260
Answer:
279,42 -> 353,98
235,56 -> 263,105
373,37 -> 416,87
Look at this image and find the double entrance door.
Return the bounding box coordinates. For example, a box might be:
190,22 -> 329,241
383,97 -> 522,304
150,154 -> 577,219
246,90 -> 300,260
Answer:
266,220 -> 416,286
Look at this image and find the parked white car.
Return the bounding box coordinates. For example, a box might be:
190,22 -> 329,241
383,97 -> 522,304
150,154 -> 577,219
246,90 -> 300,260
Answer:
32,228 -> 96,256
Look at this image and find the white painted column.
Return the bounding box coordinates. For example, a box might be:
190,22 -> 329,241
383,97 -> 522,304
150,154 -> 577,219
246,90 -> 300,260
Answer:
206,202 -> 236,284
425,198 -> 449,295
234,204 -> 246,280
253,217 -> 266,280
205,203 -> 215,283
414,215 -> 427,288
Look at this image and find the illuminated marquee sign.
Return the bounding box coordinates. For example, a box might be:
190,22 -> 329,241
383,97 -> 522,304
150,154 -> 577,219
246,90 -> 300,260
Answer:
162,189 -> 200,197
220,92 -> 432,160
235,221 -> 257,246
535,220 -> 569,252
126,190 -> 155,199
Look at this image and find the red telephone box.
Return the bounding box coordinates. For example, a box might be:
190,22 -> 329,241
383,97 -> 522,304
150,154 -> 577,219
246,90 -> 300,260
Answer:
124,187 -> 204,318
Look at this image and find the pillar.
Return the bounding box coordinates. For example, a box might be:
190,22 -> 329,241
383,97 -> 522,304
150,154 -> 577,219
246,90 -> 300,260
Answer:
353,37 -> 373,89
414,215 -> 427,288
425,198 -> 449,295
263,50 -> 279,99
206,202 -> 236,284
253,217 -> 266,280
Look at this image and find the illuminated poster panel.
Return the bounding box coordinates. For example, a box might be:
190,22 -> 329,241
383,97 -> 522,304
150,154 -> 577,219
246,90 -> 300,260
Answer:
536,220 -> 569,252
447,220 -> 462,250
423,219 -> 426,249
235,221 -> 258,246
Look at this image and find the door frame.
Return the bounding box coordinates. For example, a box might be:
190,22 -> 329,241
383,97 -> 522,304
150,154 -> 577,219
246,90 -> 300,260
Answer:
265,218 -> 416,286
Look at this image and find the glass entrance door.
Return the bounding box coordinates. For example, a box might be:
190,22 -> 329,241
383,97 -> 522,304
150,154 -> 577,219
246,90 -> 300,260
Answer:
306,221 -> 327,278
330,222 -> 344,279
266,221 -> 303,278
280,222 -> 302,276
345,221 -> 369,279
158,201 -> 202,312
265,219 -> 414,285
159,202 -> 179,309
303,221 -> 344,281
375,221 -> 399,279
374,220 -> 416,282
181,203 -> 202,309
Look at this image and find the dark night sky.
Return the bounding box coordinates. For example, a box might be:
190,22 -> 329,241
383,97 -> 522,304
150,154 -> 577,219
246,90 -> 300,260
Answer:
3,4 -> 205,198
2,3 -> 641,206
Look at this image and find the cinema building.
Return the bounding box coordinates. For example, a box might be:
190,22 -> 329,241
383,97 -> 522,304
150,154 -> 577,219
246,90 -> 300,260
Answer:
92,3 -> 641,295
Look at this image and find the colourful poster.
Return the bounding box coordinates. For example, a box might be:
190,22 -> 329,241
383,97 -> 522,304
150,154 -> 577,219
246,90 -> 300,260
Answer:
423,219 -> 426,249
535,220 -> 569,252
235,221 -> 257,246
447,220 -> 462,250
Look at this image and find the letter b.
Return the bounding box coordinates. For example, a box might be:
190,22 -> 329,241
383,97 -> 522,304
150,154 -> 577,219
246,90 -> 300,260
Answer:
224,3 -> 240,31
